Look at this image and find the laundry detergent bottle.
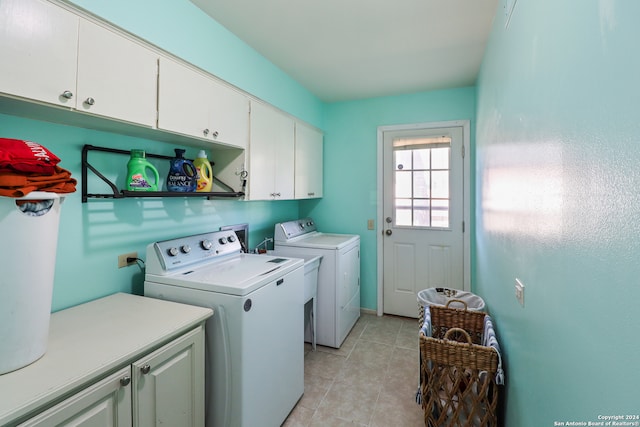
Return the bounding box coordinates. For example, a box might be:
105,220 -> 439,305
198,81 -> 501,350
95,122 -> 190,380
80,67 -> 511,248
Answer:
193,150 -> 213,192
166,148 -> 197,192
126,149 -> 159,191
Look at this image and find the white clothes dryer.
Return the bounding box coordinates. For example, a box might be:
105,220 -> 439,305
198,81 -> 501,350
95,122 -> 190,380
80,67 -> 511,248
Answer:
274,217 -> 360,348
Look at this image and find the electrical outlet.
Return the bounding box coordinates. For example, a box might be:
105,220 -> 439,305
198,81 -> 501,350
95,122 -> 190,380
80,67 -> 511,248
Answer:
367,219 -> 375,230
118,252 -> 138,268
515,278 -> 525,307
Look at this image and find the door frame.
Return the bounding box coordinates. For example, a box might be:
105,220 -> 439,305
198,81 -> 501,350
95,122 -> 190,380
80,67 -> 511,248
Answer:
376,120 -> 471,316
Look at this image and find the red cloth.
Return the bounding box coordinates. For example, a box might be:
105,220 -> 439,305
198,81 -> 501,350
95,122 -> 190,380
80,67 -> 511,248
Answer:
0,165 -> 77,197
0,138 -> 61,175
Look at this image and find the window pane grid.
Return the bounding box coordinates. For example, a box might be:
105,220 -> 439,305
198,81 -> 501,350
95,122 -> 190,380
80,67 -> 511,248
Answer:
393,142 -> 451,228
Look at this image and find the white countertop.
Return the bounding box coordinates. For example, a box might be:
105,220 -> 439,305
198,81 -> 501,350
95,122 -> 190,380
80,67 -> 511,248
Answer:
0,293 -> 213,425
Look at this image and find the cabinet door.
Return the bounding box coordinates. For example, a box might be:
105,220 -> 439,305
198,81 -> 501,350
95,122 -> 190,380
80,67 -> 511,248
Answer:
209,80 -> 249,149
76,19 -> 158,127
133,326 -> 205,427
248,101 -> 295,200
294,122 -> 323,199
18,367 -> 132,427
0,0 -> 78,107
157,57 -> 212,141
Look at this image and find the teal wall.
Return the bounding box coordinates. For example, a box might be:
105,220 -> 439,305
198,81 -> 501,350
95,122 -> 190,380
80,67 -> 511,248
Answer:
1,0 -> 324,311
475,0 -> 640,424
303,87 -> 476,310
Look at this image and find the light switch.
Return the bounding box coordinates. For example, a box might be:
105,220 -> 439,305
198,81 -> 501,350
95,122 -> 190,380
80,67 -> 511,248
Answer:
515,278 -> 525,307
367,219 -> 375,230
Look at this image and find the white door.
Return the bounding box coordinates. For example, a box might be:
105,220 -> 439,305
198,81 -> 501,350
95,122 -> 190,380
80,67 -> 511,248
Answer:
380,122 -> 469,317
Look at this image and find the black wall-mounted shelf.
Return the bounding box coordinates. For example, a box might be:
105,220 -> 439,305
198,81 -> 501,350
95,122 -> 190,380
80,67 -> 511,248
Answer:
81,144 -> 245,203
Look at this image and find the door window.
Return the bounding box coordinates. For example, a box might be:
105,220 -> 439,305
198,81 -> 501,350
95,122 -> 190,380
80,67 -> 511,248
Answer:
393,136 -> 451,228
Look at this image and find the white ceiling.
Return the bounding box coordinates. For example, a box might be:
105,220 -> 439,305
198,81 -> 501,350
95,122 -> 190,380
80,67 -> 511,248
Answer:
189,0 -> 499,103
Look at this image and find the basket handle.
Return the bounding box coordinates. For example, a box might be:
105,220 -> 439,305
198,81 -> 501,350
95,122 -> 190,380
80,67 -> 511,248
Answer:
445,299 -> 468,310
443,327 -> 473,344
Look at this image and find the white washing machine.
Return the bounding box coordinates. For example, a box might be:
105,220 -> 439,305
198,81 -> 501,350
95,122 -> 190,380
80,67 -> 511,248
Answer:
274,217 -> 360,348
144,230 -> 304,427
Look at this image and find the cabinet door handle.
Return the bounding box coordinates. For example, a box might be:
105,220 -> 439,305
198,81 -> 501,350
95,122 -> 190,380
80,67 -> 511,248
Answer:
141,364 -> 151,375
307,192 -> 315,196
212,130 -> 219,138
203,128 -> 210,136
120,376 -> 131,387
61,90 -> 73,99
84,97 -> 95,106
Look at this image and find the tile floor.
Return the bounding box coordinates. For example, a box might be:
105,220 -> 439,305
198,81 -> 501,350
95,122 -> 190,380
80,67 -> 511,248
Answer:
283,313 -> 424,427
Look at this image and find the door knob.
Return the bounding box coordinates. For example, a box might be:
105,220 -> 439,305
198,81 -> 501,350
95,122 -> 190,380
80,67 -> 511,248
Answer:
140,364 -> 151,375
386,217 -> 392,223
120,376 -> 131,387
385,229 -> 392,236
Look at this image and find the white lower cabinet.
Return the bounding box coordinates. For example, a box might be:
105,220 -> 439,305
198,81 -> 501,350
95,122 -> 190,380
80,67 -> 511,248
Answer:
133,327 -> 205,427
0,294 -> 211,427
17,326 -> 204,427
18,367 -> 133,427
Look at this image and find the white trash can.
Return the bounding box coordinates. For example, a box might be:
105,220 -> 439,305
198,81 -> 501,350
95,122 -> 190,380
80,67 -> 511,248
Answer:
0,192 -> 65,374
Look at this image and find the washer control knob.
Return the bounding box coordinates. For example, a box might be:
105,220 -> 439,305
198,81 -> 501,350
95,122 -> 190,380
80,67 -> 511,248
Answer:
201,240 -> 213,250
228,235 -> 236,243
181,245 -> 191,254
167,247 -> 179,257
218,237 -> 228,245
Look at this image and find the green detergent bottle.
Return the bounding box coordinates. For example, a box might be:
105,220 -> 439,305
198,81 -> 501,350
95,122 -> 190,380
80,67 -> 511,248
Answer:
126,149 -> 159,191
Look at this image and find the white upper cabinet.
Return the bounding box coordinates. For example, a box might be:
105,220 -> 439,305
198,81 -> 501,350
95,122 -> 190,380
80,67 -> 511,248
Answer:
157,57 -> 249,148
0,0 -> 78,108
209,77 -> 250,149
157,57 -> 212,141
294,122 -> 323,199
248,101 -> 295,200
76,19 -> 158,127
0,0 -> 157,127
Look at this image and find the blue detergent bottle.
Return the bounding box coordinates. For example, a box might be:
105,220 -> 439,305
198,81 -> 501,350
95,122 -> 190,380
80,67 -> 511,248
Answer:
166,148 -> 197,192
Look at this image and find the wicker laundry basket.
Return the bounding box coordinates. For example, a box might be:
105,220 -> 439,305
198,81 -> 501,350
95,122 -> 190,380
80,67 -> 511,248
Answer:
419,302 -> 500,427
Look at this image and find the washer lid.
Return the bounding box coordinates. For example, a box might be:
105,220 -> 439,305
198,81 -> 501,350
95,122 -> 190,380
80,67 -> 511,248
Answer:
275,232 -> 359,250
145,253 -> 303,296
